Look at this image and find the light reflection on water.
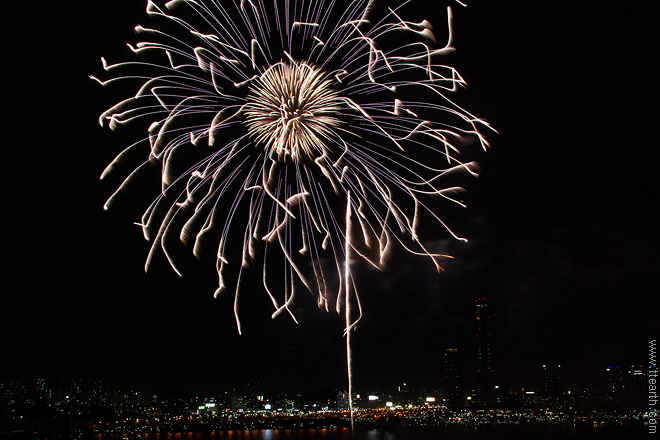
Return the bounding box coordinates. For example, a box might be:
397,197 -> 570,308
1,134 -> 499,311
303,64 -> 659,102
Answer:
201,428 -> 352,440
97,424 -> 647,440
364,429 -> 396,440
103,429 -> 356,440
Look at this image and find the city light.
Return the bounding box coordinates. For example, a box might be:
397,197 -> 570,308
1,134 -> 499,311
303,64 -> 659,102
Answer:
3,375 -> 647,435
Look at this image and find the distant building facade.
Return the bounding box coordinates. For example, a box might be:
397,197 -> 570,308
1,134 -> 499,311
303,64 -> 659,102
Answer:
473,298 -> 495,408
443,348 -> 463,410
542,364 -> 562,411
605,364 -> 647,411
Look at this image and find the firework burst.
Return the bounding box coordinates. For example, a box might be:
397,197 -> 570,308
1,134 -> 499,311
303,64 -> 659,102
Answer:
93,0 -> 492,413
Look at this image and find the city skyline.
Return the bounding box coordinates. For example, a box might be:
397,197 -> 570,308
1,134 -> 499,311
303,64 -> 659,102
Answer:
0,295 -> 652,399
2,372 -> 651,439
3,0 -> 658,402
1,359 -> 653,406
1,357 -> 653,421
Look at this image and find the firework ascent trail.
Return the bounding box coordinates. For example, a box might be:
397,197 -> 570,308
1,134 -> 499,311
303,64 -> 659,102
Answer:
93,0 -> 492,421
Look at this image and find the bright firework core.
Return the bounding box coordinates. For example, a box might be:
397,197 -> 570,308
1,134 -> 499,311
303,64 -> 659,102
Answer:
243,61 -> 343,163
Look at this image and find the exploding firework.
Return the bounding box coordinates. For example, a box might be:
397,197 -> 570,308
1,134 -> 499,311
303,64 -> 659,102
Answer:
93,0 -> 492,417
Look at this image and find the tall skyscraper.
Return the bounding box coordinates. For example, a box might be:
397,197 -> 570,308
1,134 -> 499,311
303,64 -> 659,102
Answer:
474,297 -> 495,407
543,364 -> 562,396
542,364 -> 562,411
605,364 -> 647,410
605,365 -> 623,403
444,348 -> 463,410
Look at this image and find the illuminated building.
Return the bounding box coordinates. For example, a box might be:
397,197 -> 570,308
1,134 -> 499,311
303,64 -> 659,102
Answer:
543,364 -> 562,396
336,391 -> 350,410
473,298 -> 495,408
443,348 -> 463,410
56,379 -> 83,404
542,364 -> 562,411
605,364 -> 647,410
395,383 -> 413,407
605,365 -> 623,403
231,395 -> 246,412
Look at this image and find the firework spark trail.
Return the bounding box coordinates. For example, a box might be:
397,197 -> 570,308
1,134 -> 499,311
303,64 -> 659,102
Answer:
94,0 -> 493,419
344,190 -> 354,429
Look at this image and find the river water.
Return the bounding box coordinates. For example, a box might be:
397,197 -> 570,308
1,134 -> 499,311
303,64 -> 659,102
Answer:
91,423 -> 648,440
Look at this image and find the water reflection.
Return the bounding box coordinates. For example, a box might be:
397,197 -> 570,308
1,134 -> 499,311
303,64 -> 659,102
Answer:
365,429 -> 397,440
96,424 -> 642,440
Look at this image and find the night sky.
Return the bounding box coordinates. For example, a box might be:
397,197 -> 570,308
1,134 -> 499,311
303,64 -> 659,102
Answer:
4,0 -> 659,396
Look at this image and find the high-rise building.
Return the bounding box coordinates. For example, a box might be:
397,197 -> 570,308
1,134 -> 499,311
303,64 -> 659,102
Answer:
443,348 -> 463,410
336,390 -> 350,410
605,365 -> 623,403
230,395 -> 246,412
474,297 -> 495,407
542,364 -> 562,411
605,364 -> 647,410
543,364 -> 562,396
395,383 -> 413,407
626,364 -> 647,410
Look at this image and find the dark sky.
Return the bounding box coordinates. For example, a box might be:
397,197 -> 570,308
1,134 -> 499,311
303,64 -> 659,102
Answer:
4,0 -> 659,396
